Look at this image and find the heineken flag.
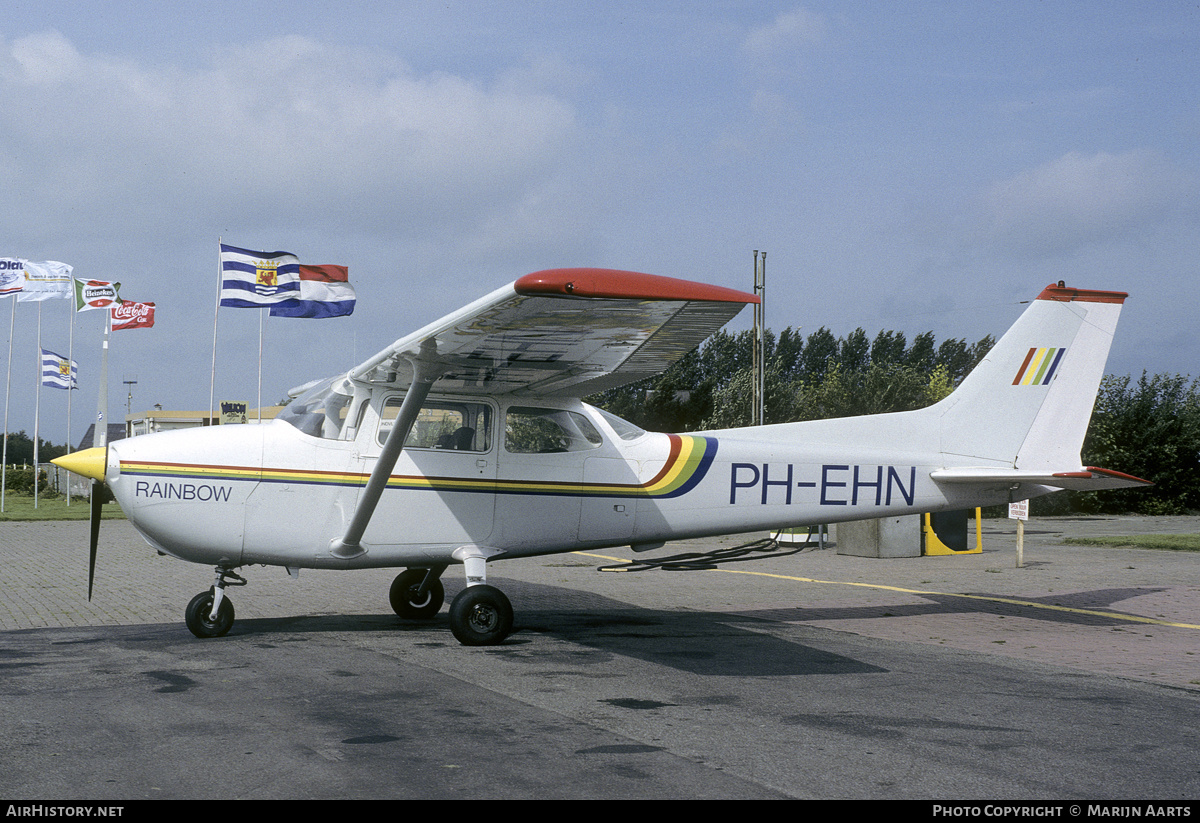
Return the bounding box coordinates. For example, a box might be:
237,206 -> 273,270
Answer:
74,279 -> 122,312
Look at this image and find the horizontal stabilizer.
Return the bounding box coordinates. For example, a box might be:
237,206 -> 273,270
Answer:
931,466 -> 1152,491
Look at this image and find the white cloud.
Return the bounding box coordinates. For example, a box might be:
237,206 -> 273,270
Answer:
5,30 -> 82,84
0,32 -> 578,244
979,149 -> 1187,258
743,8 -> 827,56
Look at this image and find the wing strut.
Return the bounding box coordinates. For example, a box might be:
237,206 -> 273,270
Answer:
331,343 -> 441,559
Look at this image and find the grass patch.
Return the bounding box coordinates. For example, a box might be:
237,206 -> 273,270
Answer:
0,494 -> 125,522
1062,534 -> 1200,552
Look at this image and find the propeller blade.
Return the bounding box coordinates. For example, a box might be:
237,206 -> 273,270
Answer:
54,447 -> 112,603
88,480 -> 103,601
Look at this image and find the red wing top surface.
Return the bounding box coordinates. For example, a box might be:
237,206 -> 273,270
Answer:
348,268 -> 757,397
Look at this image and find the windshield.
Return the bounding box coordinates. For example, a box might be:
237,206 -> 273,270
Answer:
277,376 -> 353,439
593,406 -> 647,441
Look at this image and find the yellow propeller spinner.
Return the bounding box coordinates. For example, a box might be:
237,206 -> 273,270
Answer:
52,447 -> 108,482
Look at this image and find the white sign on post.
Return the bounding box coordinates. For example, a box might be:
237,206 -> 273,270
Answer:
1009,500 -> 1028,567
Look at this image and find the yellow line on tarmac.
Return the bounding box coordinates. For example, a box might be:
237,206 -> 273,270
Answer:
575,551 -> 1200,631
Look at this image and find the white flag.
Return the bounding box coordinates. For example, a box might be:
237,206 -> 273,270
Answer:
0,259 -> 25,296
17,261 -> 73,302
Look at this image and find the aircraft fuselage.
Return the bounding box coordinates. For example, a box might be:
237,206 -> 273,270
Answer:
103,393 -> 1014,572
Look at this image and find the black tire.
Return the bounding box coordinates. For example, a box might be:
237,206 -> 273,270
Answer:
185,591 -> 235,638
389,569 -> 445,619
448,585 -> 513,646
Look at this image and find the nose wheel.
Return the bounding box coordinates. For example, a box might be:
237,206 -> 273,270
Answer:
184,567 -> 246,638
185,591 -> 235,638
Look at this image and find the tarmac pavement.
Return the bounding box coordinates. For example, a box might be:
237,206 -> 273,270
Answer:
2,514 -> 1200,799
4,515 -> 1197,690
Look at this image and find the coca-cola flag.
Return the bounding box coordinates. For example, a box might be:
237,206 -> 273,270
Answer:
111,301 -> 155,330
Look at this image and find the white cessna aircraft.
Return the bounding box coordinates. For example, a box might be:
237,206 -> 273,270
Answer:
54,268 -> 1148,645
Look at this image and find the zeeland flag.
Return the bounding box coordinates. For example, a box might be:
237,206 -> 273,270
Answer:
74,279 -> 122,311
40,348 -> 78,390
269,265 -> 354,318
219,244 -> 301,308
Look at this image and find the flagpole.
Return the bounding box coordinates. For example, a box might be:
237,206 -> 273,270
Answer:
1,296 -> 13,513
210,237 -> 221,427
255,246 -> 268,423
257,308 -> 265,423
97,310 -> 110,452
66,296 -> 75,505
34,302 -> 41,508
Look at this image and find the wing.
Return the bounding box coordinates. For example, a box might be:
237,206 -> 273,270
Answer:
347,268 -> 758,396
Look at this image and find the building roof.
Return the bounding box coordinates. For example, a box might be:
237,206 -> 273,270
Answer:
76,423 -> 127,450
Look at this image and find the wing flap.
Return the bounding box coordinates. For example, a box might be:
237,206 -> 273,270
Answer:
349,269 -> 756,396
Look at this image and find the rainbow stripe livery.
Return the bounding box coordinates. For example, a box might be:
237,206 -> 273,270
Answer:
118,434 -> 717,501
1012,346 -> 1066,386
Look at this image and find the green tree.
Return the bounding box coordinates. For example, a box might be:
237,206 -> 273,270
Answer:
1084,373 -> 1199,513
799,326 -> 838,383
3,431 -> 69,465
774,327 -> 805,383
870,330 -> 907,367
590,326 -> 1001,434
795,362 -> 933,420
906,331 -> 937,372
925,364 -> 955,405
839,328 -> 870,374
701,363 -> 800,429
1027,373 -> 1200,515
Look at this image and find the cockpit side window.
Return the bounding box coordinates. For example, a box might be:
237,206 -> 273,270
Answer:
377,397 -> 493,452
504,406 -> 603,454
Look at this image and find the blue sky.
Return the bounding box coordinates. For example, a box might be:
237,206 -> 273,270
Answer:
2,2 -> 1197,444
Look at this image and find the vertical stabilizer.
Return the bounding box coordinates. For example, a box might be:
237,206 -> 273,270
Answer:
934,284 -> 1126,469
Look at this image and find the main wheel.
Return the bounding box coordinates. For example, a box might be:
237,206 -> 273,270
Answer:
185,591 -> 235,638
449,585 -> 513,646
389,569 -> 445,619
